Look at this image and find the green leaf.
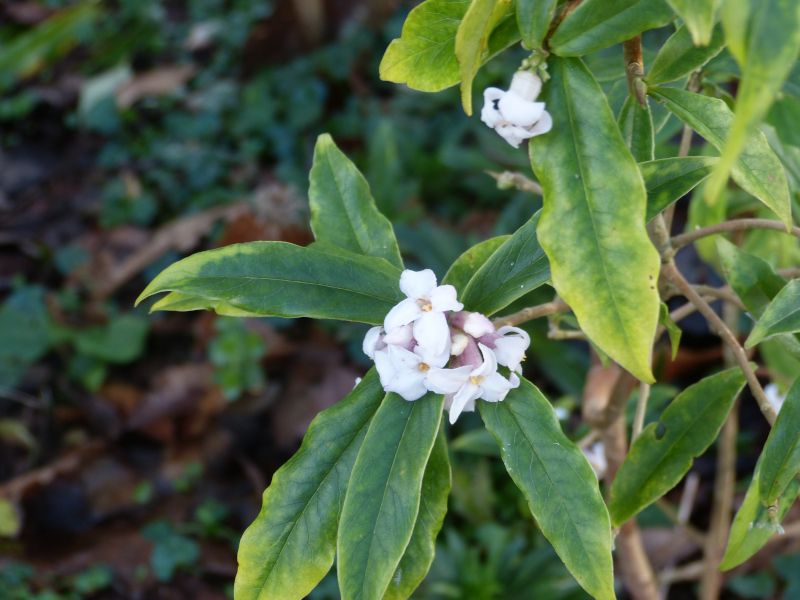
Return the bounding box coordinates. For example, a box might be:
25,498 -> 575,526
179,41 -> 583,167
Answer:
720,456 -> 800,570
517,0 -> 559,50
379,0 -> 520,93
640,157 -> 719,222
479,378 -> 616,600
619,93 -> 655,163
608,367 -> 747,526
759,376 -> 800,505
746,279 -> 800,347
0,285 -> 54,388
150,291 -> 263,317
234,370 -> 385,600
659,302 -> 682,360
459,211 -> 552,316
338,392 -> 444,600
648,86 -> 792,228
136,242 -> 404,325
646,23 -> 725,85
666,0 -> 717,46
383,425 -> 450,600
549,0 -> 675,57
442,236 -> 510,294
707,0 -> 800,208
73,315 -> 148,364
456,0 -> 513,115
530,57 -> 660,383
310,134 -> 403,269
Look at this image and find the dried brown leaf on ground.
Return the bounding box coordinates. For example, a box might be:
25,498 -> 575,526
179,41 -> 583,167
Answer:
116,65 -> 196,109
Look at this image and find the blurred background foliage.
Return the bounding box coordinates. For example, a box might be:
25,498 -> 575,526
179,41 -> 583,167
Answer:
2,0 -> 800,598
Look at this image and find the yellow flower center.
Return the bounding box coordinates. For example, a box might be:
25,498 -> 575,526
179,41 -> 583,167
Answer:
419,362 -> 430,372
470,376 -> 483,385
418,299 -> 433,311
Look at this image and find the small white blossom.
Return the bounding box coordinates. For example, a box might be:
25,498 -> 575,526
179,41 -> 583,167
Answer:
481,71 -> 552,148
765,383 -> 787,414
426,343 -> 520,424
374,344 -> 448,401
582,442 -> 607,480
383,269 -> 463,357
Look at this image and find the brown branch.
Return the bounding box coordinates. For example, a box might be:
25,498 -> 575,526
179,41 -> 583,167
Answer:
672,219 -> 800,251
661,262 -> 777,426
491,299 -> 569,328
691,285 -> 746,310
485,170 -> 543,195
582,361 -> 639,430
623,35 -> 645,106
654,498 -> 706,546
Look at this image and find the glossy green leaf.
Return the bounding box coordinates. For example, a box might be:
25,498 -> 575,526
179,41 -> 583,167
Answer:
646,23 -> 725,85
460,211 -> 551,316
666,0 -> 717,46
517,0 -> 558,49
759,376 -> 800,505
442,236 -> 510,294
379,0 -> 520,93
456,0 -> 513,115
659,302 -> 682,360
549,0 -> 675,57
234,370 -> 385,600
310,134 -> 403,269
479,378 -> 616,600
707,0 -> 800,209
720,456 -> 800,570
338,392 -> 444,600
530,57 -> 660,383
136,242 -> 403,325
640,157 -> 719,221
648,86 -> 792,228
150,291 -> 263,317
619,93 -> 655,163
747,280 -> 800,347
383,426 -> 450,600
609,367 -> 746,526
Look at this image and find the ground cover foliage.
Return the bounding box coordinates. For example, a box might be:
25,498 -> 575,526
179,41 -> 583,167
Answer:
4,1 -> 800,599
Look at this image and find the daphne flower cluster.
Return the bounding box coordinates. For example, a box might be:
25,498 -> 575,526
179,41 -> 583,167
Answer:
481,70 -> 552,148
364,269 -> 530,424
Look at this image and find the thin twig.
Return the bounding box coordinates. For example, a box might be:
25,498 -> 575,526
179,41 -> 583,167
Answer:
632,382 -> 650,442
661,263 -> 777,426
659,560 -> 706,585
485,170 -> 543,195
654,498 -> 706,546
692,285 -> 746,310
672,219 -> 800,251
492,299 -> 569,328
548,328 -> 586,341
778,267 -> 800,280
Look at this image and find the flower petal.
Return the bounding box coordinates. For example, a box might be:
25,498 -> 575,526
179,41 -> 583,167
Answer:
508,71 -> 542,101
449,383 -> 481,424
379,345 -> 429,401
399,269 -> 437,300
494,124 -> 525,148
474,343 -> 498,378
429,285 -> 463,313
384,297 -> 421,331
416,343 -> 451,369
414,311 -> 450,357
363,326 -> 383,359
383,324 -> 414,346
373,348 -> 396,389
479,372 -> 518,402
426,365 -> 472,395
498,93 -> 545,127
493,328 -> 530,371
463,312 -> 495,338
527,109 -> 553,136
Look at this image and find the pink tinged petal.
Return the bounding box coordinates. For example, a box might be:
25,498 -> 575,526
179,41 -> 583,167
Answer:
384,324 -> 414,345
453,336 -> 482,370
399,269 -> 437,300
463,312 -> 495,337
425,365 -> 472,395
384,297 -> 421,331
476,331 -> 501,348
429,285 -> 463,312
449,383 -> 481,424
478,372 -> 516,402
414,310 -> 450,357
508,70 -> 542,101
363,326 -> 383,359
450,333 -> 469,356
527,110 -> 553,136
498,93 -> 545,127
474,343 -> 499,378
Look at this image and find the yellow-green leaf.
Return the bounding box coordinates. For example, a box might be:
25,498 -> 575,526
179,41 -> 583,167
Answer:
666,0 -> 718,46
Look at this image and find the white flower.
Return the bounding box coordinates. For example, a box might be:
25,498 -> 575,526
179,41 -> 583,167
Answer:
374,344 -> 449,401
475,325 -> 530,373
481,71 -> 553,148
383,269 -> 463,357
582,442 -> 607,480
363,324 -> 415,359
426,343 -> 519,424
765,383 -> 787,414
